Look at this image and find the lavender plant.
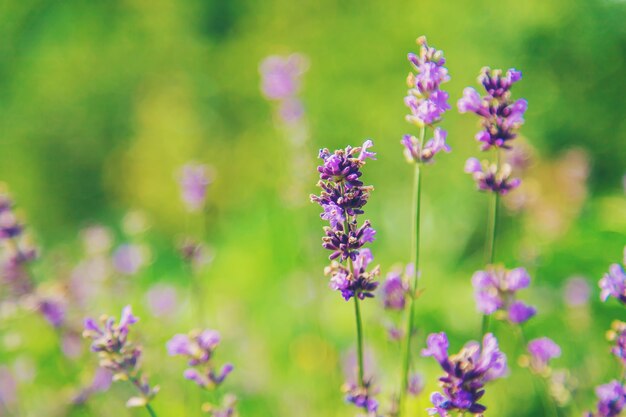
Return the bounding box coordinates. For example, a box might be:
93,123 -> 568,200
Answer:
399,35 -> 452,415
83,306 -> 159,416
311,140 -> 379,413
458,67 -> 528,336
167,329 -> 237,416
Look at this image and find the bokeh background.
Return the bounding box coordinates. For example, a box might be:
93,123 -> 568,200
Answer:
0,0 -> 625,416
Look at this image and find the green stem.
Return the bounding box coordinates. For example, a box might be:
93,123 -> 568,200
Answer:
342,200 -> 365,389
130,377 -> 158,417
353,295 -> 365,386
399,126 -> 425,416
481,150 -> 500,336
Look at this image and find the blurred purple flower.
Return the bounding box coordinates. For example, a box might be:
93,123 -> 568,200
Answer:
408,372 -> 425,397
472,266 -> 535,324
61,332 -> 84,359
0,366 -> 17,407
608,321 -> 626,367
167,329 -> 233,389
259,54 -> 308,100
146,284 -> 178,318
178,163 -> 213,212
38,298 -> 65,328
527,337 -> 561,373
382,271 -> 409,310
585,380 -> 626,417
112,244 -> 145,276
563,276 -> 591,307
599,252 -> 626,304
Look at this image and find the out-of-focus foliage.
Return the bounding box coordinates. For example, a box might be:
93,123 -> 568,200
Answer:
0,0 -> 624,416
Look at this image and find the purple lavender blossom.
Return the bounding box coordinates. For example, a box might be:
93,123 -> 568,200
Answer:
326,249 -> 380,301
599,252 -> 626,304
82,306 -> 158,406
527,337 -> 561,373
607,321 -> 626,367
471,266 -> 535,324
457,68 -> 527,151
381,270 -> 409,310
0,211 -> 22,240
178,163 -> 213,212
508,301 -> 537,324
422,332 -> 507,416
585,380 -> 626,417
342,381 -> 379,414
465,158 -> 521,195
259,54 -> 308,100
402,127 -> 451,164
167,329 -> 233,389
312,141 -> 380,300
404,36 -> 451,128
112,244 -> 145,276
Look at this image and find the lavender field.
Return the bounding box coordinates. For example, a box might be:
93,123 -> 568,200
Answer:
0,1 -> 625,416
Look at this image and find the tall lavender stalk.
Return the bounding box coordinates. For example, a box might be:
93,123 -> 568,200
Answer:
399,36 -> 451,414
311,141 -> 379,413
459,67 -> 527,335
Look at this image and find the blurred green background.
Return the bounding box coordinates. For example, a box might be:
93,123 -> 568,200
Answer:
0,0 -> 625,416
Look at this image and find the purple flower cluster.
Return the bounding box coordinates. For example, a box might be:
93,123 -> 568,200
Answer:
471,266 -> 536,324
422,332 -> 507,416
167,329 -> 234,390
342,381 -> 379,414
381,267 -> 411,310
311,141 -> 380,301
464,158 -> 521,195
585,380 -> 626,417
458,68 -> 526,194
607,321 -> 626,366
526,337 -> 561,374
404,36 -> 450,127
83,306 -> 158,407
458,68 -> 527,151
402,36 -> 451,163
599,248 -> 626,304
402,127 -> 451,164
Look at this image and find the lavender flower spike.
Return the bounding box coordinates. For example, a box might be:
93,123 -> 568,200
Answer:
82,306 -> 159,408
402,127 -> 451,164
607,321 -> 626,367
422,332 -> 507,416
457,67 -> 527,151
404,36 -> 451,128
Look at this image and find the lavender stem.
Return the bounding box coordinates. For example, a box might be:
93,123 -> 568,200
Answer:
400,126 -> 425,415
482,149 -> 500,336
353,293 -> 365,386
130,377 -> 158,417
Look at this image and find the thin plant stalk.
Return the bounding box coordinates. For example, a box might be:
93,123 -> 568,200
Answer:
399,126 -> 425,415
343,201 -> 365,388
481,149 -> 500,336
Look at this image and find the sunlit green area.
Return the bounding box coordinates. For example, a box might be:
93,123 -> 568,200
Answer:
0,0 -> 625,416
